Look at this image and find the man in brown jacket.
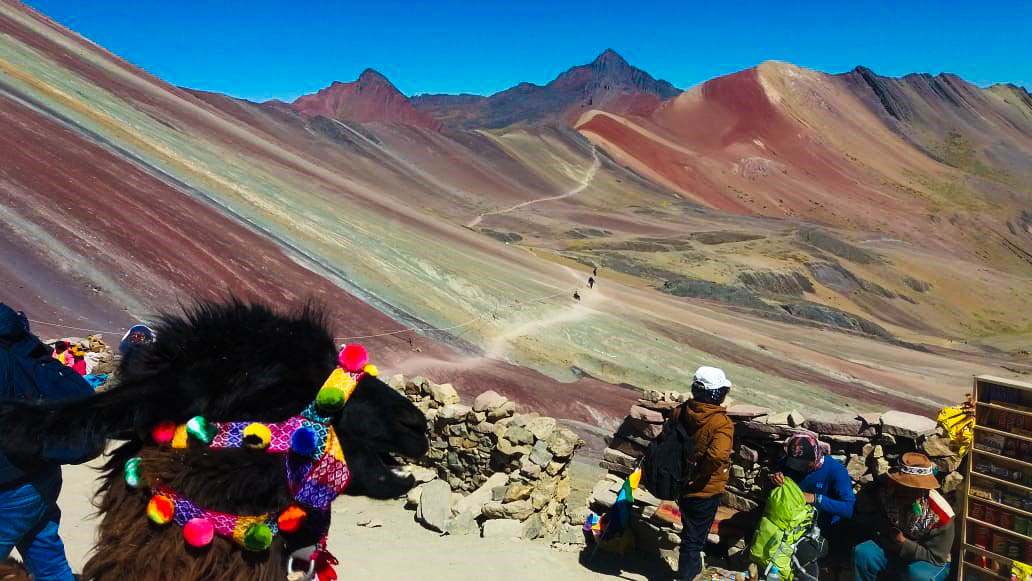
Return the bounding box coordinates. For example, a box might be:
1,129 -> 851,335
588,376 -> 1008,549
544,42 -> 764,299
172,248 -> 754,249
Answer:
673,366 -> 734,580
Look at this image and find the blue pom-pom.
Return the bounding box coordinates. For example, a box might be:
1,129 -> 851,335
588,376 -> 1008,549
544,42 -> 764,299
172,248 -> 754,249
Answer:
290,427 -> 318,456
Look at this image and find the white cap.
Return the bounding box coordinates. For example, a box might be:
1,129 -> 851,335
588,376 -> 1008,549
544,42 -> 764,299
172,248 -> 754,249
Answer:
693,366 -> 732,390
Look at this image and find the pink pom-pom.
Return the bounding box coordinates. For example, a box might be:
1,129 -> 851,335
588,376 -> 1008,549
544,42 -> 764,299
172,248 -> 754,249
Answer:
184,517 -> 214,547
339,344 -> 368,373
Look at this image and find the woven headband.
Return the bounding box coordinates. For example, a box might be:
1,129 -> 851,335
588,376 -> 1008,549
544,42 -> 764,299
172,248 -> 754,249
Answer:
898,464 -> 934,476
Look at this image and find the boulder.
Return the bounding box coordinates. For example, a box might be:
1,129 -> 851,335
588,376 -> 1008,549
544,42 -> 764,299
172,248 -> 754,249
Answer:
405,483 -> 424,509
738,446 -> 759,464
529,440 -> 554,467
526,417 -> 558,441
503,483 -> 533,502
445,509 -> 478,535
452,472 -> 508,517
482,519 -> 524,539
767,410 -> 805,427
615,417 -> 663,440
473,390 -> 508,412
504,425 -> 534,446
555,524 -> 587,547
921,435 -> 955,458
547,429 -> 580,458
522,513 -> 545,540
941,471 -> 964,494
487,400 -> 516,421
880,411 -> 937,438
727,404 -> 772,420
482,499 -> 534,521
846,455 -> 868,480
437,404 -> 471,423
803,412 -> 864,436
629,405 -> 665,424
404,465 -> 438,484
428,382 -> 460,406
607,437 -> 647,459
602,447 -> 638,469
416,479 -> 452,533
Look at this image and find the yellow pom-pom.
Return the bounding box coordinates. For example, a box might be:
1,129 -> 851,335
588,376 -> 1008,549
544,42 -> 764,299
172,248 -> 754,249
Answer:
363,364 -> 378,377
242,423 -> 272,449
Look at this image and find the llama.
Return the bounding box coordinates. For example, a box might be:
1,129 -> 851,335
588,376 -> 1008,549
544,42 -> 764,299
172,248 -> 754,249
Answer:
0,301 -> 429,580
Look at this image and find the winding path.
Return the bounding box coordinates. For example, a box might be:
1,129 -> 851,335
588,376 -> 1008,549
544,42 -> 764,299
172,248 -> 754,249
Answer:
467,145 -> 600,228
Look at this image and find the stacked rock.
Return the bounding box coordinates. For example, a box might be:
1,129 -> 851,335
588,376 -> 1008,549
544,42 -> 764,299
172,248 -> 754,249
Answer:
386,375 -> 584,540
588,391 -> 965,567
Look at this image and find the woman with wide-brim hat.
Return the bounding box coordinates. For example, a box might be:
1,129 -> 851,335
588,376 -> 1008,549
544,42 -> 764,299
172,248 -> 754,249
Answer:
851,452 -> 955,581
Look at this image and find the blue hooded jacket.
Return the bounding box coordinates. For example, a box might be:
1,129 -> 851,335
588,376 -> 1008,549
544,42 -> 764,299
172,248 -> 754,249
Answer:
1,303 -> 99,485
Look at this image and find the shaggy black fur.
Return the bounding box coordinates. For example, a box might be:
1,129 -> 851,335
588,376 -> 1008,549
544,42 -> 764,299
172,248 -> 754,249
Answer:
0,300 -> 429,580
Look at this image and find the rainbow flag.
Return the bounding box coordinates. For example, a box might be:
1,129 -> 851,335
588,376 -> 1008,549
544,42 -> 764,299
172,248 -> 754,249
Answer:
585,467 -> 641,554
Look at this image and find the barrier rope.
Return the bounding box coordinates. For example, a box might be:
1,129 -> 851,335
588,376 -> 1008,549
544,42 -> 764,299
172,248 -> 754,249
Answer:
22,284 -> 590,342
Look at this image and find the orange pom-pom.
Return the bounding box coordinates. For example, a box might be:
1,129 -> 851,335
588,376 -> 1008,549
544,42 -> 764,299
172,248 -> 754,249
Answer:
147,495 -> 175,525
339,344 -> 368,373
151,422 -> 177,444
277,505 -> 307,533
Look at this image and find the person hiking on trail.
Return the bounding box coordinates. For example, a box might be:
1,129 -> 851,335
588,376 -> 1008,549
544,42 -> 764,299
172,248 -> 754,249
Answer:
588,276 -> 595,289
851,452 -> 954,581
669,366 -> 733,580
573,291 -> 581,301
0,303 -> 101,581
593,266 -> 598,277
770,433 -> 855,577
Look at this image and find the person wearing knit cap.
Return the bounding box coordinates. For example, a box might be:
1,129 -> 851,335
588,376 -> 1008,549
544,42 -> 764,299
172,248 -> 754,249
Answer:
851,452 -> 954,581
670,366 -> 734,581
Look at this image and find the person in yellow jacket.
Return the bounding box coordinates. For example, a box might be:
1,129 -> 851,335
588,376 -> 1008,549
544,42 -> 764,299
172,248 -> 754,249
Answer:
671,366 -> 734,580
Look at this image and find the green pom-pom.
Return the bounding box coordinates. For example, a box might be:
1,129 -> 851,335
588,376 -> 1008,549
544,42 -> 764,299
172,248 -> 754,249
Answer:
124,457 -> 142,488
186,416 -> 216,444
242,523 -> 273,551
315,387 -> 346,413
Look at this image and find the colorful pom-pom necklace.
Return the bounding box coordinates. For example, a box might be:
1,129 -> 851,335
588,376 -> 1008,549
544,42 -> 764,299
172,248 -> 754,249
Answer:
132,345 -> 371,562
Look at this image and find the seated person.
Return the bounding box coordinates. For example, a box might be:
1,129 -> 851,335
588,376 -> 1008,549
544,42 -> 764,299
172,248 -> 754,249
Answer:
771,433 -> 856,532
852,452 -> 953,581
770,433 -> 855,576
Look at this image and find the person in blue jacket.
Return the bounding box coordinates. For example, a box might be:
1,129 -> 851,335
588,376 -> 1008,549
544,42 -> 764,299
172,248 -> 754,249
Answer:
771,433 -> 856,575
0,303 -> 100,581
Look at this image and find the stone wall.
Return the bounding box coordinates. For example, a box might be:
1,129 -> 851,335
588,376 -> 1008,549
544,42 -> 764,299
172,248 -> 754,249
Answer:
588,390 -> 964,568
385,375 -> 584,540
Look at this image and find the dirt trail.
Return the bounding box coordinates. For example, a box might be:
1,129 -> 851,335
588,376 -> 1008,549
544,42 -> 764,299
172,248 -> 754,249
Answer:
467,145 -> 600,228
55,460 -> 654,580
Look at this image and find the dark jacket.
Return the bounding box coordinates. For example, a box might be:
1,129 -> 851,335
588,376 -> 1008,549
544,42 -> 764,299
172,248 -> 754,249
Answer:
677,400 -> 734,498
1,304 -> 98,485
782,456 -> 856,530
853,484 -> 955,566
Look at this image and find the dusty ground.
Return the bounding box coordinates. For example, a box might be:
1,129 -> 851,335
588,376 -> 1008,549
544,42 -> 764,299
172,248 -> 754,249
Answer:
53,459 -> 669,580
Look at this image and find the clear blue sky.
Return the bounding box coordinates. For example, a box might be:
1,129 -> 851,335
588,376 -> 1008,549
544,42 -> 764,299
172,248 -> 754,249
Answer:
25,0 -> 1031,102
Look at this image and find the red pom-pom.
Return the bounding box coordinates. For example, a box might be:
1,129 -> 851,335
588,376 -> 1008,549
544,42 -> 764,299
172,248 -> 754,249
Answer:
184,517 -> 214,547
339,344 -> 368,373
151,422 -> 177,444
277,504 -> 307,533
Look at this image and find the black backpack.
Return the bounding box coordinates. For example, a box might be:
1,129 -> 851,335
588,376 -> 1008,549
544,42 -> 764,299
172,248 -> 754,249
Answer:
641,408 -> 696,500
